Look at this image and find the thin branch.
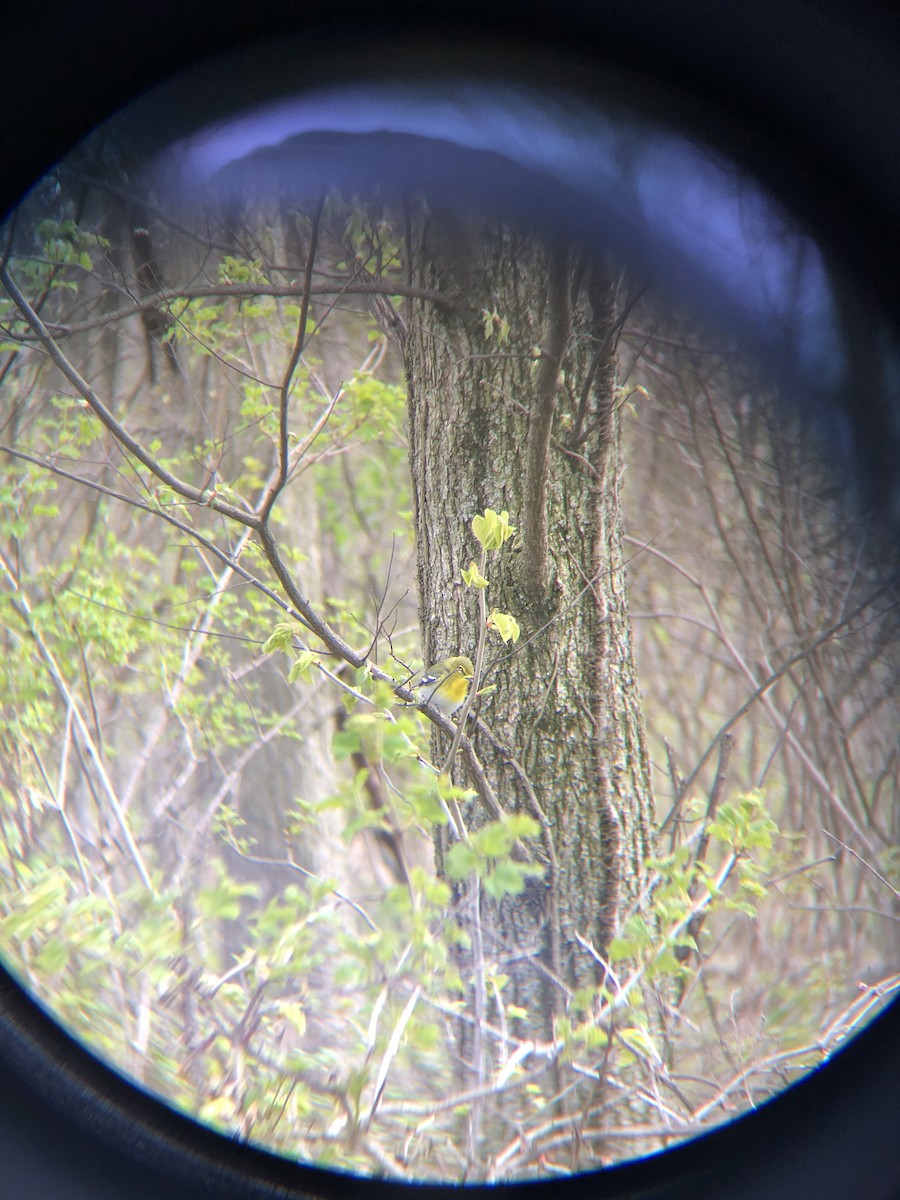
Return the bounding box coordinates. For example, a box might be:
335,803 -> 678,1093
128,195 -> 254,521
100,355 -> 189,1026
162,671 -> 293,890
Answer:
21,280 -> 450,340
0,261 -> 257,528
443,547 -> 489,778
0,552 -> 154,892
366,985 -> 422,1126
226,845 -> 379,934
258,199 -> 323,525
0,445 -> 296,627
821,830 -> 900,899
629,534 -> 893,853
27,730 -> 92,892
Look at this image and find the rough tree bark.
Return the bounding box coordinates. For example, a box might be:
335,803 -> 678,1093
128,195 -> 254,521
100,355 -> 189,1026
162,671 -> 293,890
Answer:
403,211 -> 655,1097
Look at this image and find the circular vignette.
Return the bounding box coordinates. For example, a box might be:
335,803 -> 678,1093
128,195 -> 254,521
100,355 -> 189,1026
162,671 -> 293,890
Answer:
0,3 -> 898,1199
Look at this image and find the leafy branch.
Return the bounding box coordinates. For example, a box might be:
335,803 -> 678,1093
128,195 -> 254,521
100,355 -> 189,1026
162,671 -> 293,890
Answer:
445,508 -> 520,775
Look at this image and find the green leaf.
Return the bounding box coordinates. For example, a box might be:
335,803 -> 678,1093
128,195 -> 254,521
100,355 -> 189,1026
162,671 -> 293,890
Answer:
34,936 -> 69,975
475,819 -> 514,858
196,877 -> 259,922
724,896 -> 759,917
487,609 -> 521,644
262,622 -> 296,656
740,877 -> 767,898
608,936 -> 637,963
333,713 -> 385,762
471,508 -> 515,551
462,561 -> 489,589
504,813 -> 541,840
619,1026 -> 661,1064
481,307 -> 510,345
574,1023 -> 609,1050
287,650 -> 320,684
276,1000 -> 307,1036
484,860 -> 528,899
445,842 -> 481,880
408,1020 -> 440,1052
650,947 -> 684,977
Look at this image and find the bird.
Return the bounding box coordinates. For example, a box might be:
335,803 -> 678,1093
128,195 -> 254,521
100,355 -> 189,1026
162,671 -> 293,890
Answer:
405,655 -> 475,716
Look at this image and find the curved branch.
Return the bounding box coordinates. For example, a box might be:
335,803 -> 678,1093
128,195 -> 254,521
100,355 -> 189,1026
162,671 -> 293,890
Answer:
0,445 -> 292,623
0,262 -> 258,529
258,199 -> 323,525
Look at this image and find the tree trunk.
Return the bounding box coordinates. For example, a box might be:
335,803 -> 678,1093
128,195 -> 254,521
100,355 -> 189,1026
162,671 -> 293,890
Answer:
403,211 -> 655,1124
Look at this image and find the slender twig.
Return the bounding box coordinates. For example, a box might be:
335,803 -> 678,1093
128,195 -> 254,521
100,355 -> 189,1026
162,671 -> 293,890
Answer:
1,261 -> 257,528
259,199 -> 323,525
466,876 -> 487,1172
633,535 -> 891,853
443,545 -> 489,777
27,730 -> 91,891
367,985 -> 423,1126
221,843 -> 380,933
14,280 -> 450,341
821,830 -> 900,899
0,551 -> 154,892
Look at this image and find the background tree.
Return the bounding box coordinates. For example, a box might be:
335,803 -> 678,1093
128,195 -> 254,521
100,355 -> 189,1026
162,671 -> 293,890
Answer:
401,210 -> 655,1153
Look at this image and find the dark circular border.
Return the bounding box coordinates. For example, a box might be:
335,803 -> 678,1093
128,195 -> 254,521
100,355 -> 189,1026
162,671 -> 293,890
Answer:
1,3 -> 898,1198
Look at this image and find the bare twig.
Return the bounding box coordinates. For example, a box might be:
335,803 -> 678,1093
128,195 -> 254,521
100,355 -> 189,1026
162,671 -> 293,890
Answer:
0,551 -> 154,892
258,199 -> 323,525
1,261 -> 257,528
631,535 -> 889,854
821,830 -> 900,899
17,280 -> 449,341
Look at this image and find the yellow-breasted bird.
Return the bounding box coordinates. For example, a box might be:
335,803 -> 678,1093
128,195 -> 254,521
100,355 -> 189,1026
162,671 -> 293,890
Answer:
405,655 -> 475,716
